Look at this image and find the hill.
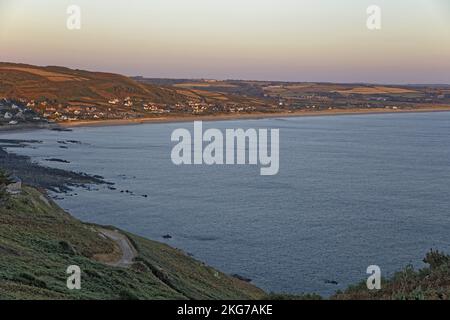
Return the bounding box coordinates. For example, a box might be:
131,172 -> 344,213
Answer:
1,173 -> 450,300
138,78 -> 450,112
0,186 -> 265,300
0,62 -> 188,105
0,62 -> 271,124
1,62 -> 450,126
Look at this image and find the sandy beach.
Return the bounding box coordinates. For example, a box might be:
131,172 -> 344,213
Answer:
59,106 -> 450,128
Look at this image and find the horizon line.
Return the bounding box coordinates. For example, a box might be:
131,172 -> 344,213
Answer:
2,61 -> 450,87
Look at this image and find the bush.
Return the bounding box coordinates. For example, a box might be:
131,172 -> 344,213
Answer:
118,289 -> 140,300
0,170 -> 11,184
264,293 -> 323,300
58,241 -> 78,255
14,272 -> 48,289
0,170 -> 12,201
424,249 -> 450,270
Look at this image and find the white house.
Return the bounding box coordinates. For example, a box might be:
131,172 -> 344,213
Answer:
6,176 -> 22,195
15,111 -> 25,120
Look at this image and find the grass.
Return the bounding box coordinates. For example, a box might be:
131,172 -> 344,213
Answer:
0,186 -> 265,300
0,170 -> 11,201
336,86 -> 418,95
1,180 -> 450,300
332,250 -> 450,300
0,62 -> 189,106
0,67 -> 88,82
0,62 -> 267,110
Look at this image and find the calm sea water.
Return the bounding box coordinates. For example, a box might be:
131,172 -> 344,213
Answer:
3,112 -> 450,296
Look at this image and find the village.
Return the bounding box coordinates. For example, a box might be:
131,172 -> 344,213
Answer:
2,82 -> 450,126
2,96 -> 262,124
0,99 -> 47,127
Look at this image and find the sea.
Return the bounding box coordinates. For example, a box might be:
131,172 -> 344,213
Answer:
3,111 -> 450,296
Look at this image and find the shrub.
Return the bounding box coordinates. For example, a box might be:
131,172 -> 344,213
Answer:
118,289 -> 140,300
58,241 -> 78,255
0,170 -> 12,201
14,272 -> 48,289
424,249 -> 450,270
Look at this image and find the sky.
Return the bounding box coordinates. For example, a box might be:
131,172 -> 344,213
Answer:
0,0 -> 449,83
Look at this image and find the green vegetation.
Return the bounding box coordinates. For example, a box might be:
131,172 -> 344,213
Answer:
0,170 -> 11,201
264,293 -> 323,300
0,186 -> 265,300
260,250 -> 450,301
1,181 -> 450,300
332,250 -> 450,300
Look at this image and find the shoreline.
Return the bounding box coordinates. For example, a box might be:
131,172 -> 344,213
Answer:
2,107 -> 450,299
1,107 -> 450,133
0,139 -> 109,193
59,106 -> 450,128
0,122 -> 56,133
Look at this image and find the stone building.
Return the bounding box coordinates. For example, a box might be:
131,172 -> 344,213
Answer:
6,176 -> 22,195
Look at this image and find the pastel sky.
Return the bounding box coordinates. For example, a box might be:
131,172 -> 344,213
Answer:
0,0 -> 449,83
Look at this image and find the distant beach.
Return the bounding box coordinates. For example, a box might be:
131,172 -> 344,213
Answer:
59,106 -> 450,128
2,106 -> 450,133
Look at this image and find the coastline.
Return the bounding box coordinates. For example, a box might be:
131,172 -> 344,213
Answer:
0,122 -> 56,133
59,106 -> 450,128
0,140 -> 267,299
0,139 -> 108,193
2,107 -> 450,299
1,107 -> 450,133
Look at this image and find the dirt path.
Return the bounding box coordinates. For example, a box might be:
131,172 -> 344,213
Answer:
97,228 -> 137,268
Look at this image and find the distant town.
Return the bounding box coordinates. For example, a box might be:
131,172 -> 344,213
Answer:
1,63 -> 450,127
0,97 -> 262,125
0,99 -> 47,127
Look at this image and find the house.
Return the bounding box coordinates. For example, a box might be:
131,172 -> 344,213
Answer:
15,111 -> 25,120
6,176 -> 22,195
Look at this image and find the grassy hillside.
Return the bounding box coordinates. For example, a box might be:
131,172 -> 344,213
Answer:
0,186 -> 265,300
139,78 -> 450,112
0,62 -> 268,109
0,62 -> 187,105
2,62 -> 449,125
1,179 -> 449,300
